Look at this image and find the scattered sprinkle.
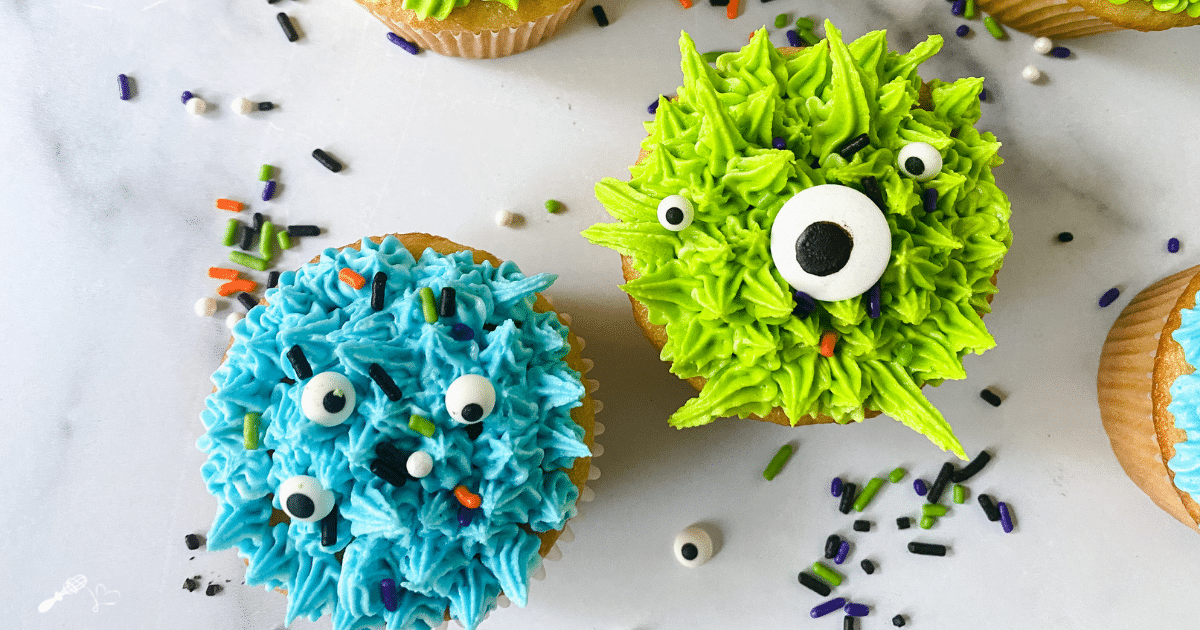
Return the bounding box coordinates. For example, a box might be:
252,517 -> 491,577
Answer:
648,97 -> 661,115
824,534 -> 841,559
1099,287 -> 1120,308
244,412 -> 260,450
852,478 -> 884,512
865,282 -> 881,319
259,164 -> 275,182
979,388 -> 1002,407
380,578 -> 399,612
952,484 -> 966,504
819,331 -> 839,357
725,0 -> 739,19
182,577 -> 199,592
321,505 -> 339,546
838,482 -> 857,514
450,323 -> 475,341
774,13 -> 788,27
798,571 -> 832,596
240,225 -> 256,251
225,312 -> 244,329
978,493 -> 1001,521
927,462 -> 956,504
887,467 -> 907,483
963,0 -> 976,18
495,209 -> 522,227
998,501 -> 1015,532
919,515 -> 936,529
286,345 -> 313,380
677,0 -> 693,7
277,12 -> 299,42
811,597 -> 847,619
312,148 -> 344,173
268,271 -> 280,289
545,199 -> 564,214
913,479 -> 928,496
922,504 -> 948,518
259,221 -> 275,260
979,88 -> 988,101
834,540 -> 849,564
844,616 -> 857,630
892,614 -> 907,627
257,102 -> 275,111
896,516 -> 911,529
811,561 -> 843,586
208,266 -> 239,280
952,450 -> 992,482
859,558 -> 875,574
233,97 -> 255,115
184,533 -> 205,550
844,602 -> 870,617
218,278 -> 258,297
454,485 -> 482,509
835,133 -> 870,159
229,250 -> 269,272
1050,46 -> 1071,58
117,74 -> 132,101
339,268 -> 366,290
772,136 -> 787,150
853,520 -> 870,532
1021,64 -> 1042,82
185,97 -> 208,115
370,272 -> 387,311
409,414 -> 436,438
591,4 -> 609,26
786,29 -> 802,47
222,219 -> 241,247
955,24 -> 970,37
216,198 -> 244,212
983,15 -> 1005,39
205,583 -> 222,596
795,16 -> 814,29
262,180 -> 277,202
793,290 -> 816,318
277,230 -> 292,250
438,287 -> 457,318
906,542 -> 947,556
1033,36 -> 1053,54
951,0 -> 965,15
1169,237 -> 1181,253
1056,231 -> 1074,243
831,477 -> 843,497
419,286 -> 437,323
386,31 -> 419,54
798,29 -> 819,45
288,225 -> 321,237
237,292 -> 259,311
762,444 -> 794,480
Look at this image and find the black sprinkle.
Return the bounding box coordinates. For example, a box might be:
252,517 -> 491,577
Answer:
907,542 -> 947,556
252,212 -> 264,231
979,388 -> 1002,407
824,534 -> 841,559
287,225 -> 321,237
276,12 -> 298,41
368,363 -> 403,401
926,462 -> 956,504
182,577 -> 199,592
922,188 -> 938,213
860,176 -> 886,212
312,148 -> 344,173
844,615 -> 856,630
1056,231 -> 1074,243
369,457 -> 410,487
835,133 -> 870,159
853,520 -> 871,532
952,450 -> 992,483
257,101 -> 275,111
860,559 -> 875,574
591,4 -> 609,26
438,287 -> 457,317
798,571 -> 832,596
374,441 -> 409,469
184,533 -> 204,550
465,422 -> 484,441
709,0 -> 729,5
239,222 -> 257,250
237,292 -> 258,311
839,482 -> 857,514
482,323 -> 497,332
267,271 -> 280,289
371,272 -> 387,311
268,0 -> 282,3
286,345 -> 313,380
892,614 -> 907,627
280,377 -> 295,385
978,493 -> 1002,521
896,516 -> 911,530
320,503 -> 339,547
205,583 -> 223,596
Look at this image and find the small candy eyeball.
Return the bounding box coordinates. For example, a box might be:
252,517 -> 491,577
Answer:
407,451 -> 433,479
769,184 -> 892,302
657,194 -> 694,232
673,525 -> 714,568
897,143 -> 942,181
301,372 -> 357,427
278,475 -> 334,523
445,374 -> 495,424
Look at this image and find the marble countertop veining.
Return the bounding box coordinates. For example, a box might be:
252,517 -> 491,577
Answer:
2,0 -> 1199,628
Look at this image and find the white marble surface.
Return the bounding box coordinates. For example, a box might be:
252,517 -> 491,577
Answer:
2,0 -> 1199,628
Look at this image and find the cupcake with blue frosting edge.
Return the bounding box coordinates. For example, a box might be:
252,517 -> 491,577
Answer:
197,233 -> 598,629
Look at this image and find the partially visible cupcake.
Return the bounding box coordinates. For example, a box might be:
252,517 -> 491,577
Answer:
1098,266 -> 1200,532
352,0 -> 584,58
976,0 -> 1200,38
197,233 -> 600,629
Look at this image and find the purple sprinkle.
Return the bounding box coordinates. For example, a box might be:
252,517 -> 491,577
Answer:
457,505 -> 474,527
831,477 -> 843,497
118,74 -> 131,101
810,597 -> 847,619
450,323 -> 475,341
379,578 -> 398,612
772,137 -> 787,150
1168,237 -> 1181,253
951,0 -> 965,15
1099,287 -> 1120,308
955,24 -> 970,37
865,282 -> 881,319
262,180 -> 277,202
793,291 -> 816,318
181,90 -> 194,105
998,501 -> 1014,533
648,97 -> 661,115
913,478 -> 929,496
834,540 -> 849,565
979,88 -> 988,101
844,602 -> 871,617
386,31 -> 419,55
1049,46 -> 1071,58
922,188 -> 938,213
786,29 -> 802,47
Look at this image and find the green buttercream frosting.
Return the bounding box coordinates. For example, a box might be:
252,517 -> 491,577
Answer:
582,23 -> 1013,459
402,0 -> 518,21
1109,0 -> 1200,18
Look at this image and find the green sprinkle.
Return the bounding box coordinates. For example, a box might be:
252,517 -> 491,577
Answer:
794,16 -> 814,30
701,51 -> 730,63
984,15 -> 1005,39
887,467 -> 907,483
774,13 -> 788,28
222,218 -> 240,247
409,414 -> 436,438
852,477 -> 885,512
243,413 -> 260,450
259,164 -> 274,181
419,287 -> 437,323
964,0 -> 977,18
953,484 -> 967,504
922,504 -> 948,517
920,515 -> 937,529
811,562 -> 843,586
259,221 -> 275,261
545,199 -> 564,214
798,30 -> 820,46
229,250 -> 268,272
762,444 -> 794,480
277,229 -> 292,250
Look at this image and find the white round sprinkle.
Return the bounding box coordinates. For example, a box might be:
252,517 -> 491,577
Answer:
232,97 -> 255,115
225,311 -> 245,329
194,296 -> 217,317
185,97 -> 208,115
1032,37 -> 1053,54
494,210 -> 522,228
1021,64 -> 1042,82
406,450 -> 433,478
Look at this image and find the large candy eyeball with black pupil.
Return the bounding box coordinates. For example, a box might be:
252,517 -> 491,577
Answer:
445,374 -> 495,424
301,372 -> 357,427
657,194 -> 694,232
769,184 -> 892,302
897,142 -> 943,181
673,525 -> 714,568
278,475 -> 334,523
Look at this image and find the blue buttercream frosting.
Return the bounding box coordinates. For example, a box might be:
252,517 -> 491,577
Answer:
1167,295 -> 1200,498
197,236 -> 590,630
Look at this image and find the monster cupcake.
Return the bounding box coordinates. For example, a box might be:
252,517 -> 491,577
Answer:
197,233 -> 600,629
976,0 -> 1200,38
582,23 -> 1012,459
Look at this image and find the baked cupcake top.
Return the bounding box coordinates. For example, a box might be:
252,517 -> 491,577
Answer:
1115,0 -> 1198,18
582,23 -> 1011,459
401,0 -> 515,21
1166,302 -> 1200,495
198,235 -> 590,630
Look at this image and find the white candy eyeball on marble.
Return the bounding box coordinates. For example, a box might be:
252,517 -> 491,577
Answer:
657,194 -> 694,232
445,374 -> 495,424
1032,37 -> 1053,54
301,372 -> 357,427
225,311 -> 244,329
278,475 -> 334,523
185,97 -> 207,115
1022,64 -> 1043,83
673,525 -> 714,567
232,97 -> 255,115
769,184 -> 892,302
897,142 -> 942,181
194,296 -> 217,317
407,451 -> 433,479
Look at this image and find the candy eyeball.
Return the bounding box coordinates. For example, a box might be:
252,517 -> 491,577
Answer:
673,525 -> 714,567
445,374 -> 495,424
897,143 -> 942,181
657,194 -> 694,232
278,475 -> 334,523
407,451 -> 433,479
301,372 -> 357,427
769,184 -> 892,302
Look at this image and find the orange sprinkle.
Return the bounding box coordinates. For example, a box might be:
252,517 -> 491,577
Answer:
339,268 -> 366,290
678,0 -> 692,7
217,278 -> 258,297
216,198 -> 244,212
726,0 -> 739,19
819,331 -> 839,358
454,485 -> 482,509
208,267 -> 239,280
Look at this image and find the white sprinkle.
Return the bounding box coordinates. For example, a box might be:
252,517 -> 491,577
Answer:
232,97 -> 255,115
225,311 -> 245,329
406,451 -> 433,478
1032,37 -> 1053,54
194,296 -> 217,317
494,209 -> 523,228
1021,64 -> 1042,82
185,97 -> 208,115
